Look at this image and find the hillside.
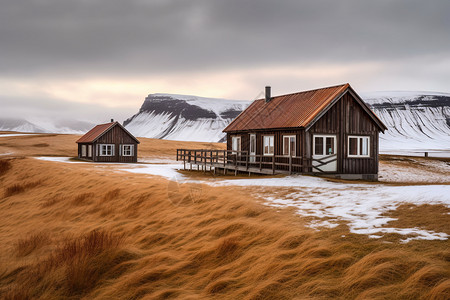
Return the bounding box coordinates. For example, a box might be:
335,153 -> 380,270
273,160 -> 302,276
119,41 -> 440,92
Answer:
124,91 -> 450,156
362,91 -> 450,156
0,134 -> 449,299
0,118 -> 95,134
123,94 -> 249,142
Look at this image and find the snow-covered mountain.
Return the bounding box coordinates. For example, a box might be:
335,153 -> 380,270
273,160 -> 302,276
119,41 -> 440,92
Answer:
124,91 -> 450,156
123,93 -> 249,142
0,118 -> 95,134
361,91 -> 450,156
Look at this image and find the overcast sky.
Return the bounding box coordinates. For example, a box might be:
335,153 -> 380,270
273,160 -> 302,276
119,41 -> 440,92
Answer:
1,0 -> 449,122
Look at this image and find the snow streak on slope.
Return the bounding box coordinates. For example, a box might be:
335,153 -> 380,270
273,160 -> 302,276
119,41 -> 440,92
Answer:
0,118 -> 95,134
124,94 -> 249,142
362,91 -> 450,156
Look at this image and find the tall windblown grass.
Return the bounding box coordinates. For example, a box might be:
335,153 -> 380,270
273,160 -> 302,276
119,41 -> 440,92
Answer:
6,230 -> 131,298
0,156 -> 448,299
0,159 -> 12,176
4,180 -> 42,197
14,232 -> 50,257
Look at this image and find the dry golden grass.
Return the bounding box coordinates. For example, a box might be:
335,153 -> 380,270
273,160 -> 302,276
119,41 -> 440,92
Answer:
0,159 -> 12,176
384,204 -> 450,234
0,132 -> 225,159
3,180 -> 42,197
14,232 -> 51,257
0,135 -> 448,299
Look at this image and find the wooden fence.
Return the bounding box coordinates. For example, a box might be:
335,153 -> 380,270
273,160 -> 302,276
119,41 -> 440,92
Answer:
176,149 -> 337,175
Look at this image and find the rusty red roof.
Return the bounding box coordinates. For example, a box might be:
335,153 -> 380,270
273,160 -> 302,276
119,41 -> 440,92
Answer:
76,122 -> 115,143
76,122 -> 140,144
223,83 -> 386,132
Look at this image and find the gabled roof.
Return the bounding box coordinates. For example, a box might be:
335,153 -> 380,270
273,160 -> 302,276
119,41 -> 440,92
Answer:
223,83 -> 387,132
76,122 -> 140,143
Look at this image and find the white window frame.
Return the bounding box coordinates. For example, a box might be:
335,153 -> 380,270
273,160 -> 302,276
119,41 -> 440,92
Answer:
313,135 -> 337,156
263,135 -> 274,156
88,145 -> 92,157
99,144 -> 114,156
348,136 -> 370,158
283,135 -> 296,157
231,136 -> 241,154
121,144 -> 134,156
81,145 -> 87,157
249,134 -> 256,154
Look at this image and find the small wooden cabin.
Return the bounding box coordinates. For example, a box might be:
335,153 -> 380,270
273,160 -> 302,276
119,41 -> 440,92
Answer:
76,121 -> 140,163
223,83 -> 387,180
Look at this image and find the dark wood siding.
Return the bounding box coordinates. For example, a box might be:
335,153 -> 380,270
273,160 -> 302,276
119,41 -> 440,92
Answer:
309,93 -> 378,174
92,125 -> 138,163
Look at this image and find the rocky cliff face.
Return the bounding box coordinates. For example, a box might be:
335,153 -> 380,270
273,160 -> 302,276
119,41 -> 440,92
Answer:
123,94 -> 249,142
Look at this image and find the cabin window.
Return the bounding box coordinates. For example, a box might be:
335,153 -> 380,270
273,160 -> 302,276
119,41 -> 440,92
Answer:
314,137 -> 323,155
232,136 -> 241,154
263,135 -> 274,155
326,137 -> 335,155
348,136 -> 370,157
99,144 -> 114,156
314,135 -> 336,156
88,145 -> 92,157
121,144 -> 134,156
283,136 -> 296,156
81,145 -> 87,157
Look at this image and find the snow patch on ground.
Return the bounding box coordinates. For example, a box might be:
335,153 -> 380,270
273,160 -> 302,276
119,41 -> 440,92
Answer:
34,156 -> 185,180
379,160 -> 450,183
121,163 -> 185,180
138,157 -> 179,164
0,133 -> 40,138
35,157 -> 86,164
254,183 -> 449,242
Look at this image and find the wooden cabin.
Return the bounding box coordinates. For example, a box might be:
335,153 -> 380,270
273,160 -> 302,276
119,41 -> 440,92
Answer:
76,121 -> 140,163
222,83 -> 387,180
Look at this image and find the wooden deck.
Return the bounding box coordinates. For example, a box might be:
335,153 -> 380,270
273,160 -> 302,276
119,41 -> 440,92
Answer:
176,149 -> 337,176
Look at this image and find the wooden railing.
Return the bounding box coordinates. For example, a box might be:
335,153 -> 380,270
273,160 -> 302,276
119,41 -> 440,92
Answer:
176,149 -> 338,175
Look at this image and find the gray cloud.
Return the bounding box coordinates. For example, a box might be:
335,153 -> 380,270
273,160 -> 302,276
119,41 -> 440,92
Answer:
1,0 -> 449,77
0,0 -> 449,124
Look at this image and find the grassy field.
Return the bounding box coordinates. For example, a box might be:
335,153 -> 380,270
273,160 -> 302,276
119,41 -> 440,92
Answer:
0,133 -> 449,299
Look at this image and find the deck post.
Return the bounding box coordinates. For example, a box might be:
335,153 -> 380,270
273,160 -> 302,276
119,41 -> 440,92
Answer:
204,150 -> 207,172
272,155 -> 275,175
289,154 -> 292,175
183,150 -> 186,170
246,151 -> 248,170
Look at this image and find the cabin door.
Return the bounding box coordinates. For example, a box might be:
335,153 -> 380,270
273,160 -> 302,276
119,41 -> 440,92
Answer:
249,134 -> 256,163
312,135 -> 337,172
